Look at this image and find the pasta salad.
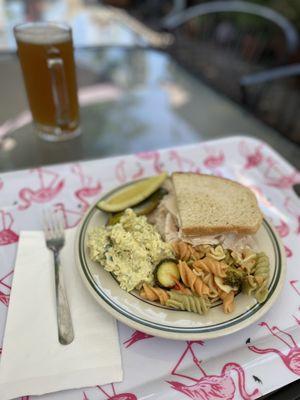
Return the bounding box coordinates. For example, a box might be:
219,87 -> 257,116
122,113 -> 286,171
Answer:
139,241 -> 270,315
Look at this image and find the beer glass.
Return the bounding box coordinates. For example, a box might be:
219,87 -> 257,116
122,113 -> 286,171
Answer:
14,22 -> 80,141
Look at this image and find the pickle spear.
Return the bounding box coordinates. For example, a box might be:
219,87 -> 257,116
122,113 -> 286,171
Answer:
107,188 -> 167,225
98,172 -> 167,213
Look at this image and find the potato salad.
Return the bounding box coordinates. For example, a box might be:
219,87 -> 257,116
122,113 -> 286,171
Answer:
87,209 -> 173,291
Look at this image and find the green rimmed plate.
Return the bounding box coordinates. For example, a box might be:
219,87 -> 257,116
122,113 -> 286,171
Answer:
75,184 -> 286,340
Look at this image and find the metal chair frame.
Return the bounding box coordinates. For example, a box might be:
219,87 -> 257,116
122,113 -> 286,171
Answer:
162,0 -> 299,54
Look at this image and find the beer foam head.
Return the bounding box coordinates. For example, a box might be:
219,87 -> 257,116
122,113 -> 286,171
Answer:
15,22 -> 70,44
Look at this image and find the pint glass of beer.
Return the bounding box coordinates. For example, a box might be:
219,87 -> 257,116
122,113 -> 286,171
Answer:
14,22 -> 80,141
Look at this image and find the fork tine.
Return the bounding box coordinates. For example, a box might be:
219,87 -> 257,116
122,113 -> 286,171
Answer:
43,209 -> 51,239
50,212 -> 57,237
53,211 -> 64,239
49,210 -> 56,238
43,209 -> 55,240
58,214 -> 65,238
43,209 -> 65,242
56,209 -> 65,232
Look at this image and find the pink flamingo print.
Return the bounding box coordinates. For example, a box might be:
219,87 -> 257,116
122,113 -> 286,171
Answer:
115,160 -> 145,183
0,210 -> 19,245
72,164 -> 102,211
0,270 -> 13,306
273,218 -> 292,257
263,158 -> 300,189
247,321 -> 300,375
294,316 -> 300,325
54,203 -> 83,228
284,245 -> 293,258
167,341 -> 259,400
18,168 -> 64,210
20,397 -> 30,400
0,291 -> 10,307
83,392 -> 89,400
168,150 -> 200,173
290,280 -> 300,296
284,197 -> 300,234
168,341 -> 259,399
137,151 -> 163,174
203,149 -> 225,169
275,219 -> 290,238
115,160 -> 126,183
239,141 -> 263,170
97,383 -> 137,399
123,330 -> 154,348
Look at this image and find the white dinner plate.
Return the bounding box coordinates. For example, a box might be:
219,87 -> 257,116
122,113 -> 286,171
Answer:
75,182 -> 286,340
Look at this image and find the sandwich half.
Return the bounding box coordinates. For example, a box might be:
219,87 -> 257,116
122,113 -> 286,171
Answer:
171,172 -> 263,236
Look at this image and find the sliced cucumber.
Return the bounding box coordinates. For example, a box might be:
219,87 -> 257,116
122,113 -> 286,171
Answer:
155,259 -> 180,288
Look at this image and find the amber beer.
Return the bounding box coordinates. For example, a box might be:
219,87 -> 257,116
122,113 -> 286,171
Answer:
14,22 -> 80,141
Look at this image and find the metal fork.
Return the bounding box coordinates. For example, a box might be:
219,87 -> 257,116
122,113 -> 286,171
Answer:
43,211 -> 74,345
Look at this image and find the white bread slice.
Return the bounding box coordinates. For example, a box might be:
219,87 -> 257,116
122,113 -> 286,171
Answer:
172,172 -> 263,235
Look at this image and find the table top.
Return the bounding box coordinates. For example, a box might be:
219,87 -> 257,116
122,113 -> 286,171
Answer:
0,46 -> 299,173
0,1 -> 170,50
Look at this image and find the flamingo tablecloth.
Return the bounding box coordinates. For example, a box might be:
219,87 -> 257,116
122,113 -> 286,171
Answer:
1,136 -> 300,400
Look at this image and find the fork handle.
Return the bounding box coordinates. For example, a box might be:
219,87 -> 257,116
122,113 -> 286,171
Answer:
53,251 -> 74,345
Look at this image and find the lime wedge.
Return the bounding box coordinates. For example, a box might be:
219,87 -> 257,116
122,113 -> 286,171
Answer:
97,172 -> 168,213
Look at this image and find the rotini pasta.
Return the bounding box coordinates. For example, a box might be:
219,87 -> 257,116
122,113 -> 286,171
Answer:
224,249 -> 235,266
219,290 -> 235,313
242,275 -> 258,297
166,291 -> 210,314
140,283 -> 169,305
232,247 -> 257,273
172,241 -> 204,261
250,252 -> 270,302
242,274 -> 269,303
254,279 -> 269,303
178,261 -> 210,296
254,252 -> 270,285
192,257 -> 228,278
202,272 -> 219,299
174,280 -> 193,295
207,245 -> 226,261
195,244 -> 212,257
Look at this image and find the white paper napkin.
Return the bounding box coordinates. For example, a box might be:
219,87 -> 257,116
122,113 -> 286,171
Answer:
0,229 -> 123,399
